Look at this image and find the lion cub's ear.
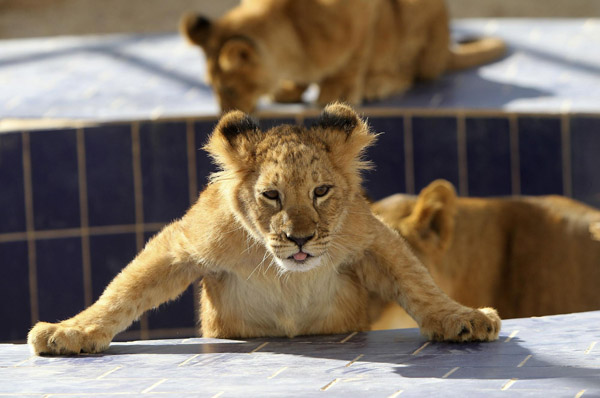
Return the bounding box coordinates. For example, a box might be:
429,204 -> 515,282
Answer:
315,103 -> 377,178
218,39 -> 259,72
405,180 -> 457,251
180,13 -> 212,48
204,110 -> 261,173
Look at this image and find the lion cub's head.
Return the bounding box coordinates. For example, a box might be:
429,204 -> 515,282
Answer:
205,103 -> 376,272
180,13 -> 275,113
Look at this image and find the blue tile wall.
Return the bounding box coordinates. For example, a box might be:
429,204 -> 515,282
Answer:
518,117 -> 563,196
194,120 -> 218,195
364,116 -> 406,200
143,232 -> 196,332
89,233 -> 137,300
139,122 -> 190,223
85,124 -> 135,226
465,117 -> 512,196
0,241 -> 30,341
0,132 -> 26,234
36,237 -> 85,323
259,117 -> 297,132
571,117 -> 600,209
412,117 -> 459,193
29,129 -> 81,230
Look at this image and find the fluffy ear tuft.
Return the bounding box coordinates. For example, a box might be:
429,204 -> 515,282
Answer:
180,13 -> 212,47
314,103 -> 377,185
204,111 -> 260,176
317,103 -> 359,136
406,179 -> 457,250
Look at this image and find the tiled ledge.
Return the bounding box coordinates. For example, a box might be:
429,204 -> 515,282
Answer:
1,19 -> 599,122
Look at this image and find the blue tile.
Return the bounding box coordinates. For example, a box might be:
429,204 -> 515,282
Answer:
36,237 -> 85,322
570,117 -> 600,208
139,122 -> 190,223
85,124 -> 135,226
0,132 -> 26,234
518,117 -> 563,196
0,241 -> 30,341
29,129 -> 80,230
142,231 -> 196,331
364,116 -> 406,200
89,233 -> 137,300
412,117 -> 459,193
194,120 -> 219,194
465,117 -> 512,196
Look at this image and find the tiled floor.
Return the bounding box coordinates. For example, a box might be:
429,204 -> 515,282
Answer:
1,311 -> 598,397
1,19 -> 599,122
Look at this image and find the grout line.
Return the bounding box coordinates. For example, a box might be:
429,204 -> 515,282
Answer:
411,341 -> 430,355
249,342 -> 269,353
504,330 -> 519,343
96,366 -> 123,379
320,378 -> 341,391
575,390 -> 586,398
403,113 -> 415,195
456,112 -> 468,196
501,378 -> 518,391
339,331 -> 357,344
186,119 -> 198,205
561,114 -> 573,197
22,131 -> 39,325
509,115 -> 521,195
517,354 -> 532,368
178,354 -> 200,367
0,223 -> 166,244
141,378 -> 167,394
388,390 -> 404,398
584,342 -> 596,354
267,366 -> 288,379
345,354 -> 364,367
131,122 -> 149,339
76,128 -> 93,307
13,356 -> 34,367
442,367 -> 460,379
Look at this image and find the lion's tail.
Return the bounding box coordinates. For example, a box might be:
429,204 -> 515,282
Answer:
447,37 -> 507,71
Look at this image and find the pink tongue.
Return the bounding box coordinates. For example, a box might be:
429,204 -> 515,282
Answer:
293,252 -> 308,261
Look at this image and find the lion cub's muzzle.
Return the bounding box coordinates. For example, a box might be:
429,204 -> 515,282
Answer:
286,233 -> 315,262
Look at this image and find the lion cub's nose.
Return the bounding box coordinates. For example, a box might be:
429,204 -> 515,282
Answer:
286,234 -> 314,248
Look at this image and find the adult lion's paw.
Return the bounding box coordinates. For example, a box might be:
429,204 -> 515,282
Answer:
421,307 -> 501,342
28,321 -> 111,356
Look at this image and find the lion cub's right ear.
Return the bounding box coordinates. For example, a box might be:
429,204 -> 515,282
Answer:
404,180 -> 457,251
204,110 -> 261,174
180,13 -> 212,48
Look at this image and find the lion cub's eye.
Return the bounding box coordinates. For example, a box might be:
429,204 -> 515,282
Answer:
262,190 -> 280,200
314,185 -> 330,198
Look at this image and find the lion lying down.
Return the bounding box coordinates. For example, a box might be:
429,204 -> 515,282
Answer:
372,180 -> 600,329
28,105 -> 499,355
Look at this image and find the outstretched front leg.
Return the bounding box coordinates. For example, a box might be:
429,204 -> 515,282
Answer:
28,221 -> 202,355
361,218 -> 500,342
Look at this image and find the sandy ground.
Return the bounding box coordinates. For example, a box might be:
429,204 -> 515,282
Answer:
1,0 -> 599,39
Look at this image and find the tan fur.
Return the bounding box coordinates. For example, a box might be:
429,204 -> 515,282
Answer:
180,0 -> 506,112
27,105 -> 500,356
372,180 -> 600,329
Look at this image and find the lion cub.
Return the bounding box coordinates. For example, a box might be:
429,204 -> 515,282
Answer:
180,0 -> 506,112
28,104 -> 500,355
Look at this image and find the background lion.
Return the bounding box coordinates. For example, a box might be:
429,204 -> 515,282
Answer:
180,0 -> 505,112
372,179 -> 600,329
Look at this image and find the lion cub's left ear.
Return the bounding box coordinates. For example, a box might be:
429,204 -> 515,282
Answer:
315,103 -> 377,176
204,110 -> 261,174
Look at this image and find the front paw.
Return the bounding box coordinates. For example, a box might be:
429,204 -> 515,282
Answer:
421,307 -> 501,342
28,321 -> 111,355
